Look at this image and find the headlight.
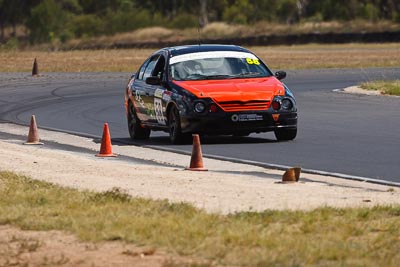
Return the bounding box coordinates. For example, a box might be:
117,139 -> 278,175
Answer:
281,99 -> 293,110
194,101 -> 206,113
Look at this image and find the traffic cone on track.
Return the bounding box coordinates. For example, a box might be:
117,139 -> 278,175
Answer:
32,58 -> 39,76
185,134 -> 207,171
96,123 -> 116,157
24,115 -> 43,145
282,167 -> 301,183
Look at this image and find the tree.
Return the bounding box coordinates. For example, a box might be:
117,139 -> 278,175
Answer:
0,0 -> 5,39
296,0 -> 309,20
27,0 -> 65,43
0,0 -> 41,41
223,0 -> 254,24
199,0 -> 208,26
276,0 -> 298,24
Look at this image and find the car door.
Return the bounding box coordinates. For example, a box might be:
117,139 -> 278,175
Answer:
147,55 -> 168,126
132,55 -> 159,123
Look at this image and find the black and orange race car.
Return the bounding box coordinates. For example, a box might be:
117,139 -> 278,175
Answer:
124,44 -> 297,144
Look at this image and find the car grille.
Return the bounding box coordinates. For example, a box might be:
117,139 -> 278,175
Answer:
216,100 -> 270,112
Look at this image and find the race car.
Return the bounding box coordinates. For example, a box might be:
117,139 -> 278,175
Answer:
124,44 -> 297,144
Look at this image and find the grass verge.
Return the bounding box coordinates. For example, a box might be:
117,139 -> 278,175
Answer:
0,43 -> 399,72
1,171 -> 400,266
360,80 -> 400,96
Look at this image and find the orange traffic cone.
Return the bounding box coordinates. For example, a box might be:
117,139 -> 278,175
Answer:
24,115 -> 43,145
282,167 -> 301,183
96,123 -> 116,157
185,134 -> 207,171
32,58 -> 39,76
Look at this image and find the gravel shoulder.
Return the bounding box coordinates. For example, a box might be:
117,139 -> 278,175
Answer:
1,123 -> 399,214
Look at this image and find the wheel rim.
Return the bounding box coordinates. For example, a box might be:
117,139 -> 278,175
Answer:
169,108 -> 177,138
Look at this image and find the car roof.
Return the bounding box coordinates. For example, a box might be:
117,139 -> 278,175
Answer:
155,44 -> 250,57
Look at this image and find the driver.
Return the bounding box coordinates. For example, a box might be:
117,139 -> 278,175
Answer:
182,60 -> 203,77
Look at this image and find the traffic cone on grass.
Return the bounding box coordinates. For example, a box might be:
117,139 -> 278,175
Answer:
32,58 -> 39,76
96,123 -> 116,157
185,134 -> 207,171
24,115 -> 43,145
282,167 -> 301,183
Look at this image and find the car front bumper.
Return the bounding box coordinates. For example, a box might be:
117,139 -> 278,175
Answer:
180,111 -> 297,135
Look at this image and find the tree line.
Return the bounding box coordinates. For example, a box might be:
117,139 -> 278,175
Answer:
0,0 -> 399,44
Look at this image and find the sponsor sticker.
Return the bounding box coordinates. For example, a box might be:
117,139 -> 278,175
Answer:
154,89 -> 164,98
231,114 -> 263,122
162,91 -> 172,101
135,90 -> 145,108
231,114 -> 239,122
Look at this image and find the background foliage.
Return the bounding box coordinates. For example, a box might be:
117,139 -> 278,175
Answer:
0,0 -> 399,44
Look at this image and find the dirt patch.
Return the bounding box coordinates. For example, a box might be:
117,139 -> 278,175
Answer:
0,225 -> 204,267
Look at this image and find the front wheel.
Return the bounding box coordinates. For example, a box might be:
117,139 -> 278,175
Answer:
127,101 -> 150,140
168,106 -> 191,144
274,128 -> 297,141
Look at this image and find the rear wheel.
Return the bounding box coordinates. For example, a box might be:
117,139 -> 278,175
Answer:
168,106 -> 191,144
274,128 -> 297,141
127,101 -> 150,140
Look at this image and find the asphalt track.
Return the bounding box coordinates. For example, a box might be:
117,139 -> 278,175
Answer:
0,68 -> 399,183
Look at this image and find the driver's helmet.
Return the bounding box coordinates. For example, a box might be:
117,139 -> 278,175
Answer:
182,60 -> 203,75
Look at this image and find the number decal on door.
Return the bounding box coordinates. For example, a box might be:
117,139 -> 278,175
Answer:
154,98 -> 166,125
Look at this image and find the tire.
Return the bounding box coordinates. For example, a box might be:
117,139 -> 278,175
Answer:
168,106 -> 191,144
127,101 -> 150,140
274,128 -> 297,141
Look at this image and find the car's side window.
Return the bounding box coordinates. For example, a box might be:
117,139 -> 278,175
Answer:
152,56 -> 166,80
137,58 -> 150,80
142,55 -> 160,81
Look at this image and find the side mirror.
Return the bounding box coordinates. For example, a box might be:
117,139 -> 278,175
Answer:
145,76 -> 161,85
275,71 -> 286,80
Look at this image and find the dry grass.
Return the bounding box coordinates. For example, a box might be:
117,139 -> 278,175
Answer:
0,49 -> 154,72
201,22 -> 246,39
65,27 -> 176,49
360,80 -> 400,95
251,43 -> 400,69
253,20 -> 400,35
58,20 -> 400,48
0,43 -> 399,72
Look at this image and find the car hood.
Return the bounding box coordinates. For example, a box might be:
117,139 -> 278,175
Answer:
173,77 -> 285,102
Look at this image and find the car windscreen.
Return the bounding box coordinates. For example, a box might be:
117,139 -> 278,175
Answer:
169,51 -> 273,81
